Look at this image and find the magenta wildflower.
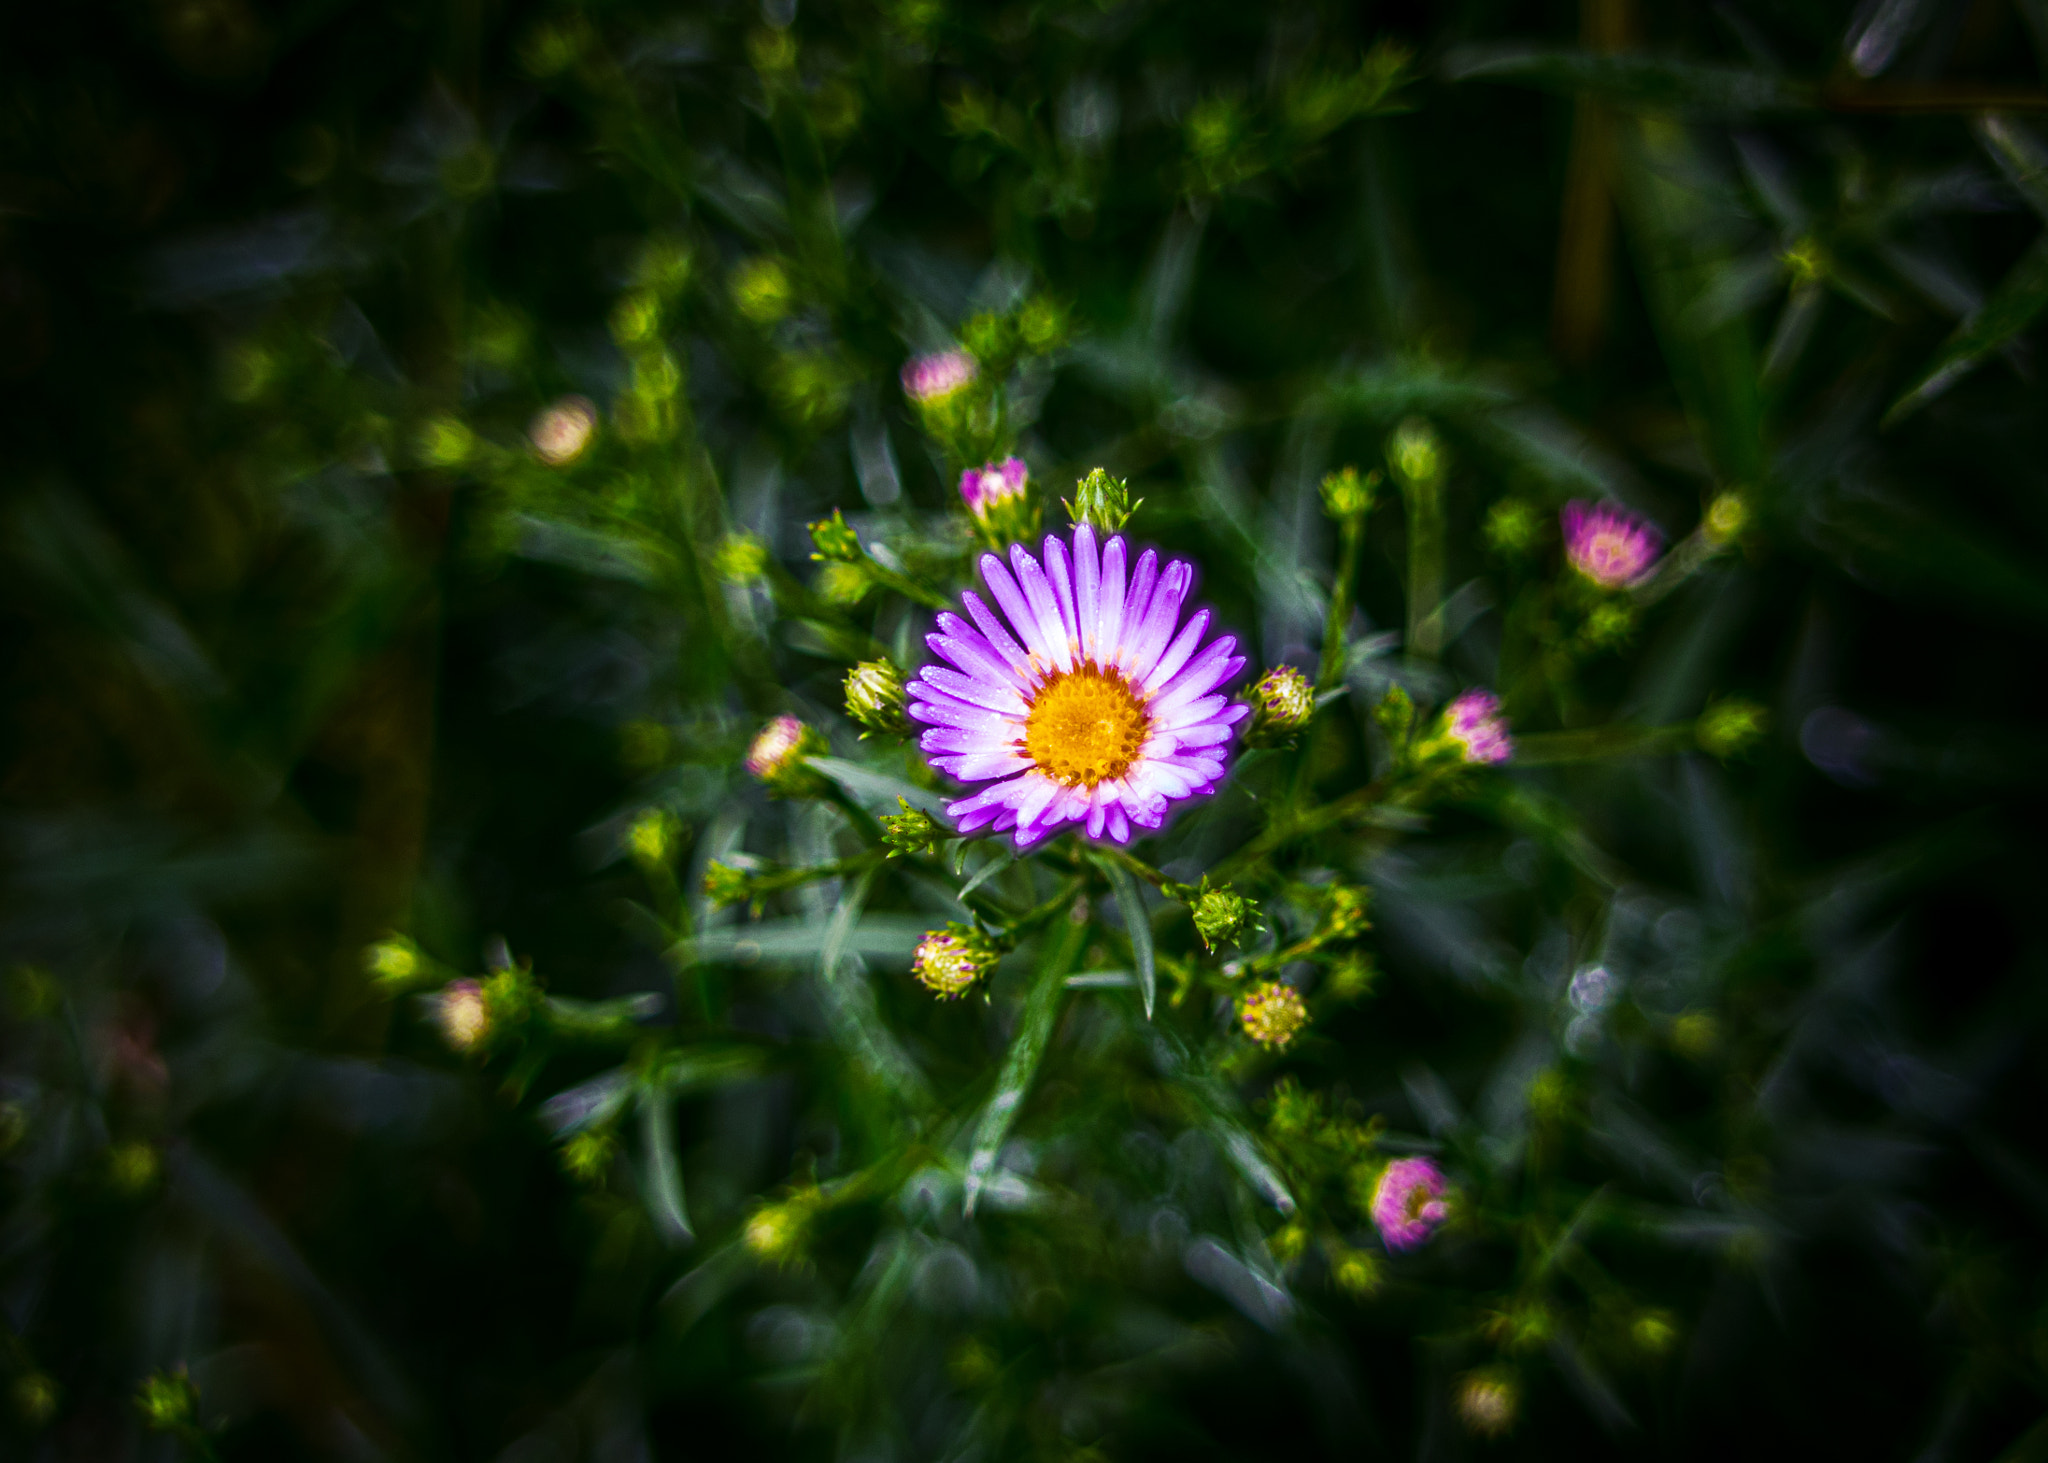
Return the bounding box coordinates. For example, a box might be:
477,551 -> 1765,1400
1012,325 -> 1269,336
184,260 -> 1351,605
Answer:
960,457 -> 1028,517
1372,1155 -> 1450,1250
907,525 -> 1249,849
1444,689 -> 1512,765
1561,500 -> 1663,588
901,350 -> 977,405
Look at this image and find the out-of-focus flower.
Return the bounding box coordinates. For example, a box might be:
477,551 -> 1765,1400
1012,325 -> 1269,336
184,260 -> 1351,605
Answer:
529,395 -> 597,465
1562,500 -> 1663,588
1237,980 -> 1308,1049
745,714 -> 826,796
714,531 -> 771,584
1442,689 -> 1513,765
901,349 -> 977,405
1016,296 -> 1067,353
1456,1371 -> 1517,1436
844,659 -> 910,736
363,933 -> 426,990
959,456 -> 1036,542
1243,664 -> 1314,747
1371,1155 -> 1449,1250
1319,465 -> 1375,520
880,799 -> 945,857
1321,885 -> 1372,940
436,979 -> 490,1052
815,560 -> 872,606
16,1372 -> 57,1426
907,525 -> 1247,848
1062,467 -> 1140,533
912,923 -> 998,999
107,1141 -> 159,1194
1330,1245 -> 1383,1297
418,415 -> 476,467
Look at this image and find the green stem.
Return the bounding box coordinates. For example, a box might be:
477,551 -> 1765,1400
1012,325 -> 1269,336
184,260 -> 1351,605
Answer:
1319,512 -> 1365,690
1404,472 -> 1445,660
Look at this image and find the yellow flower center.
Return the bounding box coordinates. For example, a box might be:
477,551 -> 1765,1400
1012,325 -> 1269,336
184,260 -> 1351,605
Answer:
1023,662 -> 1150,788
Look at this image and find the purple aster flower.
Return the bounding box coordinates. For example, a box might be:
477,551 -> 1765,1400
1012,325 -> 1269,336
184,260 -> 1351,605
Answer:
1372,1155 -> 1450,1251
1562,499 -> 1663,588
959,456 -> 1028,518
1444,689 -> 1512,765
901,349 -> 977,405
906,525 -> 1250,849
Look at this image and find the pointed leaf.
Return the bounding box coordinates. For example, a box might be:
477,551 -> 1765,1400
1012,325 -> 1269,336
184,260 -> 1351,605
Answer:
1095,855 -> 1156,1018
1886,233 -> 2048,423
1444,46 -> 1814,116
956,848 -> 1017,902
808,756 -> 950,818
638,1090 -> 693,1245
815,866 -> 932,1110
964,913 -> 1087,1216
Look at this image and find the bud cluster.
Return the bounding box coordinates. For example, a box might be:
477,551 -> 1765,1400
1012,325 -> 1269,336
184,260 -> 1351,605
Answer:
1063,467 -> 1142,533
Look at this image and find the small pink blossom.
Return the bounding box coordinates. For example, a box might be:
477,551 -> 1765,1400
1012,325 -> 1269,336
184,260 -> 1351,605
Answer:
959,457 -> 1028,517
901,350 -> 977,405
1445,689 -> 1512,765
1372,1155 -> 1450,1250
1562,500 -> 1663,588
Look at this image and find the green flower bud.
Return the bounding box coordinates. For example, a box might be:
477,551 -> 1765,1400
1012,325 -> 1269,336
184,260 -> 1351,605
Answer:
136,1370 -> 197,1434
1319,465 -> 1376,520
808,509 -> 864,563
880,799 -> 944,857
844,659 -> 910,736
1387,416 -> 1444,489
714,531 -> 771,584
1321,885 -> 1371,941
1582,599 -> 1636,648
1696,698 -> 1767,759
561,1129 -> 617,1184
744,1187 -> 821,1267
1063,467 -> 1142,534
814,560 -> 873,606
702,860 -> 754,909
1190,881 -> 1257,952
1243,664 -> 1315,747
1016,296 -> 1068,354
1704,489 -> 1750,546
363,933 -> 427,991
417,414 -> 476,468
1330,1245 -> 1384,1298
16,1372 -> 58,1427
732,256 -> 791,324
1484,497 -> 1543,556
108,1140 -> 159,1194
912,923 -> 999,999
1373,682 -> 1416,749
626,808 -> 675,867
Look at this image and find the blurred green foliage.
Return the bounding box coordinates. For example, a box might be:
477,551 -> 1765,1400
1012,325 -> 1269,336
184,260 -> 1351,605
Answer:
5,1 -> 2048,1460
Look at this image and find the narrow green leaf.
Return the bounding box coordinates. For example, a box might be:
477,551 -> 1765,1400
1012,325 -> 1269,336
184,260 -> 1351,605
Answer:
808,756 -> 950,818
669,914 -> 928,968
964,913 -> 1088,1216
537,1069 -> 633,1138
1095,855 -> 1156,1019
639,1091 -> 693,1245
1886,234 -> 2048,423
815,866 -> 932,1110
1444,46 -> 1814,116
956,847 -> 1017,902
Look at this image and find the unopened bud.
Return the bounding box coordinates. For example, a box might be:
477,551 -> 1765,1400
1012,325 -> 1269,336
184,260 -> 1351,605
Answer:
1063,466 -> 1141,533
743,1189 -> 821,1267
1237,980 -> 1309,1049
1696,698 -> 1767,759
912,923 -> 998,999
1243,665 -> 1314,747
732,256 -> 792,323
1321,885 -> 1372,940
363,933 -> 426,991
1318,465 -> 1376,520
814,560 -> 872,605
714,531 -> 772,584
843,659 -> 909,736
1387,417 -> 1443,489
1189,882 -> 1256,952
136,1370 -> 197,1434
702,860 -> 754,909
901,349 -> 977,406
417,414 -> 476,468
561,1130 -> 617,1184
1484,497 -> 1543,556
626,808 -> 675,867
880,798 -> 944,857
807,509 -> 863,563
1704,489 -> 1750,546
744,715 -> 827,796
